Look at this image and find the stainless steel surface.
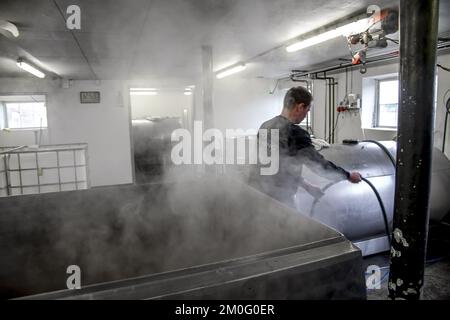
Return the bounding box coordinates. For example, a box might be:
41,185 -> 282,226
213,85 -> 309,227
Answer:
354,236 -> 391,257
294,141 -> 450,243
21,238 -> 363,300
0,176 -> 365,300
131,118 -> 181,183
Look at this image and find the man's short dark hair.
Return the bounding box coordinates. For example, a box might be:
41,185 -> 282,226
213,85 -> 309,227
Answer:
283,86 -> 312,110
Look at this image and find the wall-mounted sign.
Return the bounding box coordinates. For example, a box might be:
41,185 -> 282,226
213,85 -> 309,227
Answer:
80,91 -> 100,104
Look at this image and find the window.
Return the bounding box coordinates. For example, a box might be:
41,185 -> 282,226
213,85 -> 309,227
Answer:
375,78 -> 399,128
300,110 -> 312,128
0,95 -> 47,129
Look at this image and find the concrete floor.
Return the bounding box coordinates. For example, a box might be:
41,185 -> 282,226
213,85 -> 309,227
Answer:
364,222 -> 450,300
364,254 -> 450,300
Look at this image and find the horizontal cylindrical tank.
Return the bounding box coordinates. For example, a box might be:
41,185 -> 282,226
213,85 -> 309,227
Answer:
294,141 -> 450,244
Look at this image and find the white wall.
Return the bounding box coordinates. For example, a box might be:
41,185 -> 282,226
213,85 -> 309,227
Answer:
0,78 -> 133,187
0,129 -> 49,146
130,91 -> 193,119
311,63 -> 399,142
213,77 -> 283,132
207,53 -> 450,163
310,52 -> 450,159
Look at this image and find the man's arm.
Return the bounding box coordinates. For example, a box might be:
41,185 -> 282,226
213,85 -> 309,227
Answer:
291,127 -> 360,183
298,145 -> 350,181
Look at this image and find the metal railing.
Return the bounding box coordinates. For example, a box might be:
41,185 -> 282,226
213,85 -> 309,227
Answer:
0,143 -> 90,197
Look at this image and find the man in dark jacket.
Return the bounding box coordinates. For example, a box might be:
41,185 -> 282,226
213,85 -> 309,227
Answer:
250,86 -> 361,207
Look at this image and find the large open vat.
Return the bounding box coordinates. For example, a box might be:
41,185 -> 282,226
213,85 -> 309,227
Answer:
0,176 -> 365,299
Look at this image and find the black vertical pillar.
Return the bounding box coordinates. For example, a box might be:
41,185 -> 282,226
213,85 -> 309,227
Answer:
388,0 -> 439,300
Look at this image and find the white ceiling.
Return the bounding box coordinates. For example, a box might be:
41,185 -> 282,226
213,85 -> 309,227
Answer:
0,0 -> 449,83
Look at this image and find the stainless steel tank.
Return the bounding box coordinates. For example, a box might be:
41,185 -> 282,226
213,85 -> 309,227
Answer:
132,117 -> 181,183
294,141 -> 450,255
0,176 -> 365,300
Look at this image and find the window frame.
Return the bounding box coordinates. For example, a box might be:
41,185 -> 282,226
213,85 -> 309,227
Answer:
374,77 -> 399,129
0,94 -> 48,130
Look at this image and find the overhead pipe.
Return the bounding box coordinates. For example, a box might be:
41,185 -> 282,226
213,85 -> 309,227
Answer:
314,73 -> 337,143
388,0 -> 439,300
288,77 -> 313,134
201,45 -> 214,129
290,39 -> 450,80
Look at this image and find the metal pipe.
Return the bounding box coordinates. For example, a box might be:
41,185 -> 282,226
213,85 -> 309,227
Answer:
201,45 -> 214,129
290,41 -> 450,80
388,0 -> 439,300
331,78 -> 336,143
329,76 -> 333,143
0,146 -> 26,155
325,79 -> 328,139
314,74 -> 335,141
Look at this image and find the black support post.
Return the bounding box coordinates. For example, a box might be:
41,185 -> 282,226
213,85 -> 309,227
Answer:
388,0 -> 439,300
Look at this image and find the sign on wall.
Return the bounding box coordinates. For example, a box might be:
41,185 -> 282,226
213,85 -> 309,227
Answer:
80,91 -> 100,104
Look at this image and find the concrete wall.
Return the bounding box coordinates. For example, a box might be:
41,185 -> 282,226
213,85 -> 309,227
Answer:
0,78 -> 133,187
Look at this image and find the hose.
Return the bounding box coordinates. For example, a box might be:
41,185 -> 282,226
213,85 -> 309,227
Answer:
361,177 -> 391,245
442,98 -> 450,153
308,175 -> 391,245
362,140 -> 396,167
443,110 -> 448,153
309,140 -> 394,244
309,181 -> 335,217
361,140 -> 395,243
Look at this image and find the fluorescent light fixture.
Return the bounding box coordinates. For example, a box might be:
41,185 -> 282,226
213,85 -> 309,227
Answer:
130,91 -> 158,96
0,20 -> 19,38
184,91 -> 192,96
130,87 -> 158,96
216,64 -> 246,79
16,59 -> 45,78
286,18 -> 369,53
130,88 -> 157,91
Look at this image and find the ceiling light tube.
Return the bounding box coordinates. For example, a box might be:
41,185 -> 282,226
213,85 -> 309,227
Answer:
130,88 -> 158,91
216,64 -> 246,79
286,17 -> 369,53
16,59 -> 45,78
130,91 -> 158,96
184,91 -> 192,96
0,20 -> 19,38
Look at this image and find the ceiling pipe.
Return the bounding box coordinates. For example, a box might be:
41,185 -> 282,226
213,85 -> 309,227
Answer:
288,38 -> 450,79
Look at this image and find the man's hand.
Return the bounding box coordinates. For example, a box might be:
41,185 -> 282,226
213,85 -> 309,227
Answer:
348,171 -> 362,183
